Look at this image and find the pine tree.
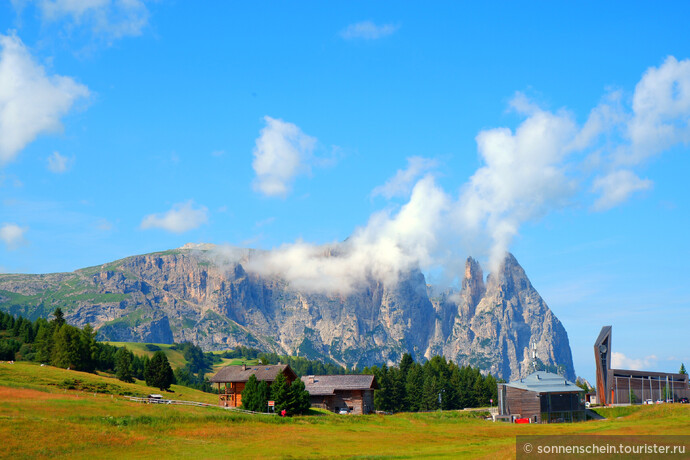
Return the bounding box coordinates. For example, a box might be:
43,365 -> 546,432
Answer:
421,374 -> 439,411
286,377 -> 311,415
241,374 -> 261,411
145,350 -> 175,391
115,347 -> 135,383
79,324 -> 98,372
270,372 -> 290,414
374,365 -> 395,412
52,308 -> 65,327
51,324 -> 82,369
405,363 -> 424,412
34,323 -> 53,364
680,363 -> 687,375
399,353 -> 414,377
256,380 -> 270,412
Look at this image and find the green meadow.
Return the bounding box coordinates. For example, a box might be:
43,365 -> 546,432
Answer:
1,362 -> 689,459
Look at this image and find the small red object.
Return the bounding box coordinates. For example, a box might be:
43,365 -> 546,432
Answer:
281,409 -> 286,417
515,418 -> 530,424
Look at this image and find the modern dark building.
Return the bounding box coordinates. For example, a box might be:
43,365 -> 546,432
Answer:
594,326 -> 689,405
498,371 -> 586,423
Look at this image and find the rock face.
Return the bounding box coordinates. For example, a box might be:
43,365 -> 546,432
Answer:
0,247 -> 575,381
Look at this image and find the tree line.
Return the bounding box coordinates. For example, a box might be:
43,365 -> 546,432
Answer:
363,354 -> 501,412
2,309 -> 503,408
1,309 -> 177,391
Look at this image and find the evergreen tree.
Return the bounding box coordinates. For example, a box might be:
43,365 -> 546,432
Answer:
484,374 -> 498,406
241,374 -> 261,411
405,363 -> 424,412
680,363 -> 687,375
373,365 -> 395,412
270,372 -> 290,413
34,322 -> 53,364
115,347 -> 135,383
52,308 -> 65,327
399,353 -> 414,377
51,324 -> 82,369
286,377 -> 311,415
422,374 -> 440,411
139,356 -> 150,380
79,324 -> 98,372
145,350 -> 175,391
256,380 -> 270,412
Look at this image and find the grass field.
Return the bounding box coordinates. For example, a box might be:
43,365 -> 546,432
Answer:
1,362 -> 689,459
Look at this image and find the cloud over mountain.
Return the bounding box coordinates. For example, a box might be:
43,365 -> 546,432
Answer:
239,57 -> 690,291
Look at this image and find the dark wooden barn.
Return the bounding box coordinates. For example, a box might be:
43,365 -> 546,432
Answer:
209,364 -> 297,408
301,374 -> 378,414
498,371 -> 585,423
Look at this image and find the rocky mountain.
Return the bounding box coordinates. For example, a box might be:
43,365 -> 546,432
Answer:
0,245 -> 575,381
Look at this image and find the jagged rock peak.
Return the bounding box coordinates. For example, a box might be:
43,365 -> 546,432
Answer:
462,257 -> 485,308
0,247 -> 575,381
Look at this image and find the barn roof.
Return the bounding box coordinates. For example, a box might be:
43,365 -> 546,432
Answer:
504,371 -> 583,394
301,374 -> 378,396
209,364 -> 296,383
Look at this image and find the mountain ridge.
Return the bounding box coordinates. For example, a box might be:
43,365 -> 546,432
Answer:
0,245 -> 575,381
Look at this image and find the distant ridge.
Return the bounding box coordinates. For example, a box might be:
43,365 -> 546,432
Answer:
0,246 -> 575,381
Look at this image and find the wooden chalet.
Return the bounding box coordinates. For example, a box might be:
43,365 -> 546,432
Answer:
210,364 -> 297,408
301,374 -> 378,414
498,371 -> 585,423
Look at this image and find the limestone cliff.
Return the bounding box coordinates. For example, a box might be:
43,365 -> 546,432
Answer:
0,246 -> 575,380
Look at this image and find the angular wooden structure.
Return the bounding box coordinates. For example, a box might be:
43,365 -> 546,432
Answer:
209,364 -> 297,407
301,374 -> 378,414
593,326 -> 689,405
594,325 -> 612,406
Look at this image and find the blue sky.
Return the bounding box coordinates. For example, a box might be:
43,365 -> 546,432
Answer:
1,2 -> 689,382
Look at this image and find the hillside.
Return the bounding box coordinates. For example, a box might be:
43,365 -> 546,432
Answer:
1,362 -> 689,459
0,246 -> 575,380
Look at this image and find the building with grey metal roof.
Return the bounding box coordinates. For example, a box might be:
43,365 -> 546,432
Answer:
498,371 -> 585,423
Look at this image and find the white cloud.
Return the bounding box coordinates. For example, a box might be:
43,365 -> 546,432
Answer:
0,33 -> 89,165
28,0 -> 149,41
457,96 -> 579,271
224,58 -> 690,295
591,170 -> 652,211
627,56 -> 690,163
0,223 -> 27,250
611,352 -> 658,371
245,175 -> 449,293
252,116 -> 317,198
341,21 -> 399,40
140,201 -> 208,234
47,151 -> 72,173
371,156 -> 439,199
